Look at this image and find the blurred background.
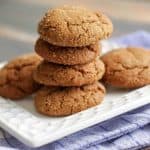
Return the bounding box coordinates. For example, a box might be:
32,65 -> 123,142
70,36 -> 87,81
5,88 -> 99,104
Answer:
0,0 -> 150,61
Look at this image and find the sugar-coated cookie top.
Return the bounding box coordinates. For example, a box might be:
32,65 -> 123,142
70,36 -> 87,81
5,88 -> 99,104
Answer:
0,53 -> 42,100
35,82 -> 105,116
35,38 -> 100,65
38,6 -> 113,47
33,57 -> 105,86
102,47 -> 150,88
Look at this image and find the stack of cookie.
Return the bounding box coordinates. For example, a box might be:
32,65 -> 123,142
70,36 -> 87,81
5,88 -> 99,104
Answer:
33,6 -> 113,116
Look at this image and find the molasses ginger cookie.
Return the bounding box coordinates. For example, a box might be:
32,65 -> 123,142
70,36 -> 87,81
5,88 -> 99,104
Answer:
0,54 -> 42,100
101,47 -> 150,88
35,38 -> 100,65
33,57 -> 105,87
35,82 -> 105,116
38,6 -> 113,47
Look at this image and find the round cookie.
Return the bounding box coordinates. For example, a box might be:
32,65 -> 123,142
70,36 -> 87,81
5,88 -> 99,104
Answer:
35,82 -> 105,116
35,38 -> 100,65
0,54 -> 42,100
38,6 -> 113,47
101,47 -> 150,88
33,57 -> 105,86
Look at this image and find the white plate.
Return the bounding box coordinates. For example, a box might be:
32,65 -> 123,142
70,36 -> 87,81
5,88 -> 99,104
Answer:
0,42 -> 150,148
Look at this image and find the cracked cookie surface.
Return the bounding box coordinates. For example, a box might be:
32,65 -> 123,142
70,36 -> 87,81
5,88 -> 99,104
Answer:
35,82 -> 105,116
0,54 -> 42,100
33,57 -> 105,86
35,38 -> 100,65
38,6 -> 113,47
101,47 -> 150,88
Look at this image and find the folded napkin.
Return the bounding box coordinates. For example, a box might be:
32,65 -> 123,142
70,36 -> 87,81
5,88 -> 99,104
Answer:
0,31 -> 150,150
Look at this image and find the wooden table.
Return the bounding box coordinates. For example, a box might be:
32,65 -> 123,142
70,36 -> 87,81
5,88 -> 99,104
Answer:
0,0 -> 150,149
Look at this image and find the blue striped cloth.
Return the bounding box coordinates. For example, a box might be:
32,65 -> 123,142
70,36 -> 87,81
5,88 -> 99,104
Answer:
0,31 -> 150,150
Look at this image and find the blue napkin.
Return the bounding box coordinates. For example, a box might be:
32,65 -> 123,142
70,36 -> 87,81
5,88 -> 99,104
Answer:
0,31 -> 150,150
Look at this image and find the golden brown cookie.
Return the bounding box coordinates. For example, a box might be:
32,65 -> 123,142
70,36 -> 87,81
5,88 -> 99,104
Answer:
35,82 -> 105,116
0,54 -> 42,100
33,58 -> 105,87
101,47 -> 150,88
35,38 -> 100,65
38,6 -> 113,47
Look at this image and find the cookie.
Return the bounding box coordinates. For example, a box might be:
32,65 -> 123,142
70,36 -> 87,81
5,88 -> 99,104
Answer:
0,54 -> 42,100
38,6 -> 113,47
33,57 -> 105,86
101,47 -> 150,88
35,82 -> 105,116
35,38 -> 100,65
